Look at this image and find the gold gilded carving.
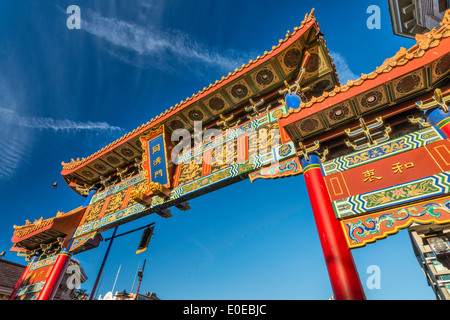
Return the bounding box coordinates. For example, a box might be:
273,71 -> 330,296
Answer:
216,113 -> 241,130
298,140 -> 328,162
392,162 -> 414,174
362,169 -> 383,182
130,187 -> 152,206
148,182 -> 171,199
344,117 -> 391,151
245,98 -> 270,119
415,88 -> 449,113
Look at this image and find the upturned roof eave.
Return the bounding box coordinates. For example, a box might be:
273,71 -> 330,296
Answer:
279,30 -> 450,130
60,13 -> 320,176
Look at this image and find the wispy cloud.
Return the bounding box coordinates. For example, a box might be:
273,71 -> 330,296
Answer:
81,10 -> 253,76
329,51 -> 359,84
0,131 -> 28,181
0,107 -> 122,132
0,107 -> 123,181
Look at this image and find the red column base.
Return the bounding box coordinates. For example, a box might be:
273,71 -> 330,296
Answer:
37,250 -> 72,300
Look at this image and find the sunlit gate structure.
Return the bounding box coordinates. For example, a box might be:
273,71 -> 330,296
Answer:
8,9 -> 450,300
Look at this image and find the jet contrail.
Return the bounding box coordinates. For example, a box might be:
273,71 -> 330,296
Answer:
0,107 -> 123,181
0,107 -> 122,132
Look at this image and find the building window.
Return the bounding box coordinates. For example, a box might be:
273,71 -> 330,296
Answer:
432,259 -> 449,272
445,283 -> 450,296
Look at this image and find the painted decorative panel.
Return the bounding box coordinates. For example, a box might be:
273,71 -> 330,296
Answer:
334,171 -> 450,218
89,173 -> 145,204
15,256 -> 57,300
203,93 -> 231,115
324,139 -> 450,202
140,124 -> 174,193
302,44 -> 329,81
249,156 -> 302,182
322,126 -> 445,176
392,68 -> 426,100
250,64 -> 280,90
325,100 -> 355,126
431,52 -> 450,84
73,105 -> 295,238
321,124 -> 450,220
342,195 -> 450,248
277,41 -> 303,75
355,85 -> 389,112
225,79 -> 254,104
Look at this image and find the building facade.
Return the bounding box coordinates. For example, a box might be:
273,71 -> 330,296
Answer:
409,223 -> 450,299
0,260 -> 26,300
389,0 -> 449,38
0,258 -> 88,300
98,289 -> 160,300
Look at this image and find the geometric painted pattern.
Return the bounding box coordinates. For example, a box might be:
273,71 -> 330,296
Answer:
322,126 -> 445,176
334,171 -> 450,218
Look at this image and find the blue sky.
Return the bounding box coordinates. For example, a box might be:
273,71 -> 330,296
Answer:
0,0 -> 437,299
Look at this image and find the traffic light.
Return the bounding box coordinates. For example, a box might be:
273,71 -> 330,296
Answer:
136,226 -> 154,254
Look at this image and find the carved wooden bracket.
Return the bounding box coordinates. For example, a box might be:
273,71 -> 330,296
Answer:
175,202 -> 191,211
148,182 -> 171,199
156,209 -> 172,219
130,188 -> 153,206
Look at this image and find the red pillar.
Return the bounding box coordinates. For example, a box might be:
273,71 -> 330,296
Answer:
8,255 -> 38,300
301,154 -> 366,300
37,250 -> 72,300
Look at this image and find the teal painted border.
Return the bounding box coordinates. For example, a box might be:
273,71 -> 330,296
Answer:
334,171 -> 450,218
16,281 -> 45,297
30,256 -> 57,271
322,127 -> 445,176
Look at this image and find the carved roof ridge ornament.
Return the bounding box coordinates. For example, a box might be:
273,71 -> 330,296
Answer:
441,9 -> 450,27
13,217 -> 54,238
344,117 -> 392,151
13,217 -> 46,230
60,9 -> 320,173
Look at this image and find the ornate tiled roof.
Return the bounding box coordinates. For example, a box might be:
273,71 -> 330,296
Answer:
61,9 -> 331,173
280,9 -> 450,118
12,208 -> 83,239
